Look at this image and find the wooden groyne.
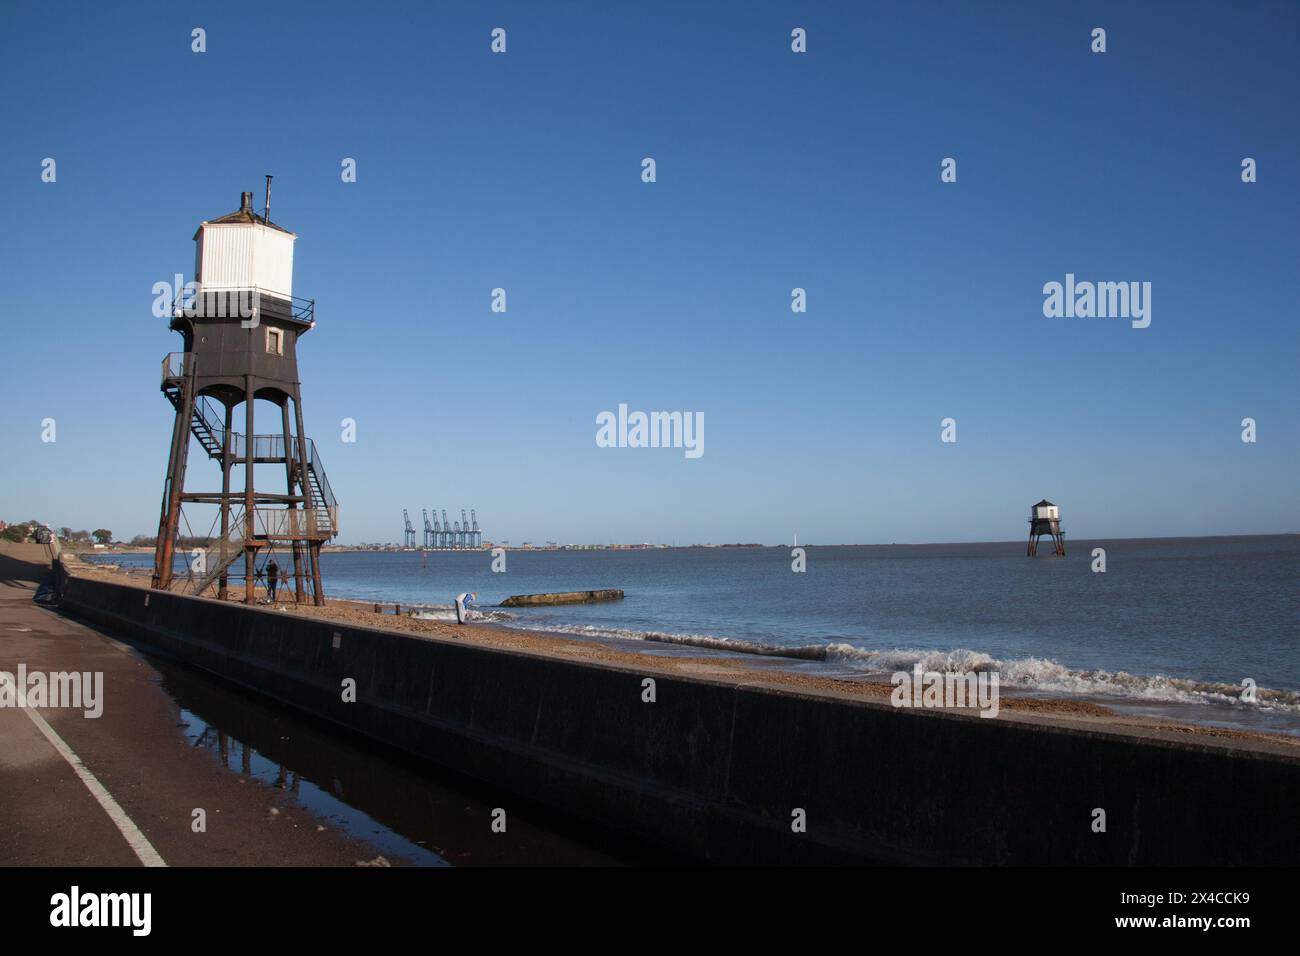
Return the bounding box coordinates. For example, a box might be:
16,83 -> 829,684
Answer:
501,589 -> 624,607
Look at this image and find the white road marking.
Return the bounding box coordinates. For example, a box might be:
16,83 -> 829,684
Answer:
19,706 -> 167,867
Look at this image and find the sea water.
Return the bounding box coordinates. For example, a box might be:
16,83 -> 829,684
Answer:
90,535 -> 1300,735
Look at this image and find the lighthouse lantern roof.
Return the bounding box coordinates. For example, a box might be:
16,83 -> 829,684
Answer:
192,190 -> 297,301
194,191 -> 295,237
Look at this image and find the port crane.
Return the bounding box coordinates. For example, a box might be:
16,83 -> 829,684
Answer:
404,507 -> 485,549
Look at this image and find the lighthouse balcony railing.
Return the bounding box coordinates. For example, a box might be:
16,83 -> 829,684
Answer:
225,433 -> 334,492
161,352 -> 193,385
252,508 -> 334,540
242,435 -> 339,526
291,295 -> 315,324
170,285 -> 314,325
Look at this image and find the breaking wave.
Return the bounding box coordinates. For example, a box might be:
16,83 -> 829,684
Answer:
409,605 -> 515,624
498,619 -> 1300,713
510,622 -> 831,659
823,644 -> 1300,713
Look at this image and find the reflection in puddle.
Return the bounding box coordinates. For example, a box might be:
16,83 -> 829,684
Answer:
157,660 -> 631,866
178,707 -> 449,866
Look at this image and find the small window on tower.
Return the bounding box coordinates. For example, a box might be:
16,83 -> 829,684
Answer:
266,328 -> 283,355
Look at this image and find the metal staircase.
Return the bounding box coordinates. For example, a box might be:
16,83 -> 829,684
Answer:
160,382 -> 225,460
291,439 -> 337,538
161,353 -> 339,542
183,519 -> 247,597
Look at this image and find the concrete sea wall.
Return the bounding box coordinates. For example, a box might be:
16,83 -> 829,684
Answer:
56,569 -> 1300,864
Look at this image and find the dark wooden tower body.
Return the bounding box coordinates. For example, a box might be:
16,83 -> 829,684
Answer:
1027,499 -> 1065,557
151,190 -> 338,604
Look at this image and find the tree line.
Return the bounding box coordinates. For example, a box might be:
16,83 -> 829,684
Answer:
1,522 -> 115,544
0,522 -> 211,549
1,520 -> 218,550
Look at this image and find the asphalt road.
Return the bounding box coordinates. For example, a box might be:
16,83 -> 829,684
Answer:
0,544 -> 394,867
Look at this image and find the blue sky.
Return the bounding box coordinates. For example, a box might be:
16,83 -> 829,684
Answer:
1,1 -> 1296,545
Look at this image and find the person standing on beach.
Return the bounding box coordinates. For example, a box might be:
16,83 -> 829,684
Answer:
266,558 -> 280,603
454,591 -> 477,624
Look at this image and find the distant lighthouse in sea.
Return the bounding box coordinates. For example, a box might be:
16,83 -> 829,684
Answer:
1027,499 -> 1065,557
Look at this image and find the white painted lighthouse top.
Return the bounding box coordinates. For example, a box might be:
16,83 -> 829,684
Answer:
1031,499 -> 1060,520
193,193 -> 297,301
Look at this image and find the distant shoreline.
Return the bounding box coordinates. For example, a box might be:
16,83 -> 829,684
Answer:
85,531 -> 1299,557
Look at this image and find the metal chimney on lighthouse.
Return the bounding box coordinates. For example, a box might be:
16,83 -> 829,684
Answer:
1027,499 -> 1065,557
151,187 -> 338,604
